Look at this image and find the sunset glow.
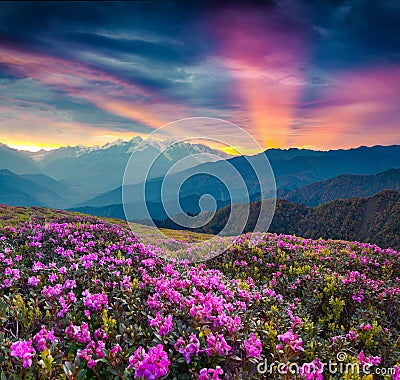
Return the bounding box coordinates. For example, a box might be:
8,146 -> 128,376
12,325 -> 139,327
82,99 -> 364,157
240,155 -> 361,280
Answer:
0,2 -> 398,151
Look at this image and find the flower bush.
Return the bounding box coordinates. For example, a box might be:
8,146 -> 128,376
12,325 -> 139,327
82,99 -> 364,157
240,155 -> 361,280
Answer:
0,214 -> 399,379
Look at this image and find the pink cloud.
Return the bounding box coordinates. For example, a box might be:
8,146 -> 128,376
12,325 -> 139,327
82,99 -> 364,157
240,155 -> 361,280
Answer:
291,65 -> 400,149
0,45 -> 188,129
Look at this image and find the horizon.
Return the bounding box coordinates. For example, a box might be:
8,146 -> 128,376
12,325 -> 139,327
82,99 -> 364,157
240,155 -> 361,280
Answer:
0,2 -> 399,152
4,137 -> 399,156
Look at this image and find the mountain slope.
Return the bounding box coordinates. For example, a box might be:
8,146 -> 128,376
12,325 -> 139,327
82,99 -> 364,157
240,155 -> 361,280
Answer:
73,190 -> 400,249
156,190 -> 400,250
298,190 -> 400,247
0,144 -> 40,174
20,173 -> 91,205
282,168 -> 400,206
0,170 -> 70,208
0,186 -> 44,207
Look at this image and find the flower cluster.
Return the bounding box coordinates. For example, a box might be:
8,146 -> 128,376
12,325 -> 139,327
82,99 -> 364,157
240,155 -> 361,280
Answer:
205,332 -> 232,356
299,358 -> 324,380
357,350 -> 381,366
148,312 -> 173,336
199,366 -> 224,380
65,322 -> 91,343
33,326 -> 57,351
82,291 -> 108,311
243,333 -> 262,359
0,212 -> 398,379
127,344 -> 170,379
174,334 -> 200,363
277,329 -> 304,352
10,340 -> 35,368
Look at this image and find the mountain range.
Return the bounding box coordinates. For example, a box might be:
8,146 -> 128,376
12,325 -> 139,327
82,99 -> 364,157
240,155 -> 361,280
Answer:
0,138 -> 230,206
71,145 -> 400,214
72,167 -> 400,219
20,137 -> 229,194
281,168 -> 400,206
1,140 -> 400,248
1,140 -> 400,223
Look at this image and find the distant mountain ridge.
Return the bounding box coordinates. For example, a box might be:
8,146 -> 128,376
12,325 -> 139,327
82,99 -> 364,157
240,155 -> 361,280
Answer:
281,168 -> 400,206
0,169 -> 69,208
1,141 -> 400,212
78,167 -> 400,214
0,143 -> 40,174
88,144 -> 400,211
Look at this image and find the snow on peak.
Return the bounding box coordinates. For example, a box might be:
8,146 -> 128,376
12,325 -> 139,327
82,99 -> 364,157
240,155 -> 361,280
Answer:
100,139 -> 126,149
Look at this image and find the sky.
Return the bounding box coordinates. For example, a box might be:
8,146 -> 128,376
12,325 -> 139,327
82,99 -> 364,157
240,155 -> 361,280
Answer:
0,1 -> 399,152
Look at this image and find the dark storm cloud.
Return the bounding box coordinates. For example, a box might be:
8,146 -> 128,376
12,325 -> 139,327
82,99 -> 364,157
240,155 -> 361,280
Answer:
0,2 -> 213,58
305,0 -> 400,68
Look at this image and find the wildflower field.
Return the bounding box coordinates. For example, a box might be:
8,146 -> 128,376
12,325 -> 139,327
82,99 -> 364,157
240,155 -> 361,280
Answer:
0,209 -> 399,379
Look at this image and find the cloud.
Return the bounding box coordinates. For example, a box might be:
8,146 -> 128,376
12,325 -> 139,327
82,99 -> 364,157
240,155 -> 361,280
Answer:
0,45 -> 191,127
288,64 -> 400,149
0,1 -> 399,150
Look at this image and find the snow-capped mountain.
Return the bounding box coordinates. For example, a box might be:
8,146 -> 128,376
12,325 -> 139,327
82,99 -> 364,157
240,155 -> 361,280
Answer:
19,137 -> 231,195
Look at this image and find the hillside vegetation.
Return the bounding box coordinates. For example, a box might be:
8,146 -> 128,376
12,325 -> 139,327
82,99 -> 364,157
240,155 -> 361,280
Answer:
157,190 -> 400,250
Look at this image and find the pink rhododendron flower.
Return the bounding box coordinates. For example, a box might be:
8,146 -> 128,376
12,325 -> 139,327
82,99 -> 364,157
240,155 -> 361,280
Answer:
299,358 -> 324,380
278,330 -> 304,352
357,351 -> 381,366
352,289 -> 365,304
174,334 -> 200,363
94,328 -> 107,340
127,344 -> 170,379
63,279 -> 76,289
359,323 -> 372,331
28,276 -> 40,286
110,344 -> 122,355
243,333 -> 262,359
199,366 -> 224,380
10,339 -> 35,368
205,333 -> 231,356
345,330 -> 359,342
65,322 -> 91,343
82,291 -> 108,311
33,326 -> 56,351
148,312 -> 173,336
391,365 -> 400,380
